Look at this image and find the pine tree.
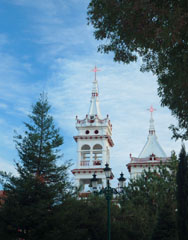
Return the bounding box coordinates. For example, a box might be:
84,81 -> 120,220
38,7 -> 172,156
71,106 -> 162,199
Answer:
0,93 -> 72,240
176,145 -> 188,240
151,201 -> 177,240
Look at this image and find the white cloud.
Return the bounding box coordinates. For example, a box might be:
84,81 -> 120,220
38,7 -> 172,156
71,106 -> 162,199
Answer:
0,34 -> 9,48
0,103 -> 8,109
11,0 -> 58,11
0,118 -> 5,124
11,0 -> 85,21
0,157 -> 17,175
9,0 -> 96,64
0,50 -> 41,115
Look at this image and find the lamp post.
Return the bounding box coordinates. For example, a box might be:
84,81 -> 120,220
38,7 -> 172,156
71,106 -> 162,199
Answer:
90,172 -> 98,192
104,163 -> 112,240
118,172 -> 126,190
90,164 -> 126,240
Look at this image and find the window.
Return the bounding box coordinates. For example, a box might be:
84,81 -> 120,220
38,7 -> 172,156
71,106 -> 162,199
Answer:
93,144 -> 102,150
81,145 -> 90,166
93,144 -> 102,165
81,145 -> 90,150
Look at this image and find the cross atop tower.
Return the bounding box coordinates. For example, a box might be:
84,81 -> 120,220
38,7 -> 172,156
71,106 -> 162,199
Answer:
147,105 -> 156,135
91,66 -> 100,81
148,105 -> 156,118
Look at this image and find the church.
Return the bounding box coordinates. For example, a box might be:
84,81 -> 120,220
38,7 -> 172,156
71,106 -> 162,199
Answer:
71,67 -> 169,191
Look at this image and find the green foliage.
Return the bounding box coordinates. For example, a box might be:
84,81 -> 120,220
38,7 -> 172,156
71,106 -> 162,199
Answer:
0,93 -> 72,240
44,196 -> 111,240
151,201 -> 177,240
118,155 -> 178,240
176,145 -> 188,240
87,0 -> 188,139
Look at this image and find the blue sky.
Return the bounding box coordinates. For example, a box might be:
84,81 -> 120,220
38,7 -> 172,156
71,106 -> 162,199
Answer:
0,0 -> 186,184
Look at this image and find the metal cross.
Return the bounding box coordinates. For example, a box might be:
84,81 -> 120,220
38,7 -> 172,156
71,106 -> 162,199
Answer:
148,105 -> 156,118
91,66 -> 100,81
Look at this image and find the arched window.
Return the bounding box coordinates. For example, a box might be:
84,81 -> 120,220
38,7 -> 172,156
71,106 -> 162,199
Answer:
81,145 -> 90,150
93,144 -> 102,165
81,145 -> 90,166
93,144 -> 102,150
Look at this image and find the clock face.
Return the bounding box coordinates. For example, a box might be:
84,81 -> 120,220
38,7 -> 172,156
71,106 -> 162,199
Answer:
94,130 -> 99,134
85,130 -> 90,134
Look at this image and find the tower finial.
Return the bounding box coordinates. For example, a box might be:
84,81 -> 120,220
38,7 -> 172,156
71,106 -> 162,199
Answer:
88,66 -> 102,118
92,66 -> 100,81
148,105 -> 156,118
147,105 -> 156,134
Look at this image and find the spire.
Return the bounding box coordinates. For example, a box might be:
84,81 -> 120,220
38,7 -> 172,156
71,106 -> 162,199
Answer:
148,105 -> 155,135
138,106 -> 167,158
88,66 -> 102,118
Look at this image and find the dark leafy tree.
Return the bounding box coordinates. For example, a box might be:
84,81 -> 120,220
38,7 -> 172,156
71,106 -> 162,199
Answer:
0,93 -> 72,240
87,0 -> 188,139
176,145 -> 188,240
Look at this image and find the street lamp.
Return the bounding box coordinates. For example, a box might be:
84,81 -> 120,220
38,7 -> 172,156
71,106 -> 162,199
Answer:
104,163 -> 111,179
103,163 -> 112,240
118,172 -> 126,190
90,164 -> 126,240
90,172 -> 98,192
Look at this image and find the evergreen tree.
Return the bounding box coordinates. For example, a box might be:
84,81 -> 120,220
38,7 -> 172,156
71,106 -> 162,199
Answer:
43,195 -> 108,240
177,145 -> 188,240
151,201 -> 177,240
0,93 -> 72,240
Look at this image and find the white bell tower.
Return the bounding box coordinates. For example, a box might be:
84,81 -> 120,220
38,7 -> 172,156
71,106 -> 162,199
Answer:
127,106 -> 169,178
72,67 -> 114,192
